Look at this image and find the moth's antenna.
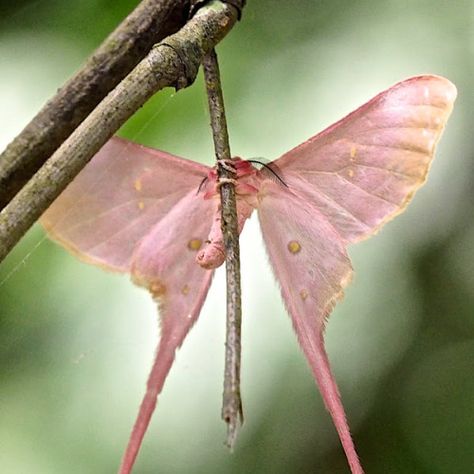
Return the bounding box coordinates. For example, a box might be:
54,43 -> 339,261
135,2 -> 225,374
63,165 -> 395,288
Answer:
197,176 -> 208,194
247,160 -> 288,188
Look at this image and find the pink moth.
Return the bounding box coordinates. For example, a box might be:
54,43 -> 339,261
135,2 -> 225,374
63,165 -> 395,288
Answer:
41,75 -> 456,474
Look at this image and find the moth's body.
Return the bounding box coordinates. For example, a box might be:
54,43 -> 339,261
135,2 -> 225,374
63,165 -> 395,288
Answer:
40,75 -> 456,474
197,158 -> 260,269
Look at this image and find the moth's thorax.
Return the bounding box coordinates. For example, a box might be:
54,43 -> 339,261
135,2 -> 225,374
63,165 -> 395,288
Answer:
203,157 -> 260,201
196,158 -> 258,269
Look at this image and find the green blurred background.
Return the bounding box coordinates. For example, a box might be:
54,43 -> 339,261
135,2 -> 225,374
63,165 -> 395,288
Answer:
1,1 -> 473,473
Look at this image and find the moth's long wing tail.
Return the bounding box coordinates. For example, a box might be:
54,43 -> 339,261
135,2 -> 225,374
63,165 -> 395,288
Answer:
269,75 -> 456,243
257,185 -> 363,474
119,189 -> 217,474
118,273 -> 213,474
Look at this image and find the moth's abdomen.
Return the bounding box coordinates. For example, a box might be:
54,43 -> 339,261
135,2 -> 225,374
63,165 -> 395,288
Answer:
196,198 -> 256,269
196,240 -> 226,269
196,209 -> 226,269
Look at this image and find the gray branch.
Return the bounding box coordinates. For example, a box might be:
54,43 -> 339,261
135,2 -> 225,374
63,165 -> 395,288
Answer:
203,50 -> 243,449
0,0 -> 241,263
0,0 -> 190,210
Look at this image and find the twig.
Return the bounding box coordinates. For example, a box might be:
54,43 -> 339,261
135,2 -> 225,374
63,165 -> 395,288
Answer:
203,49 -> 243,449
0,0 -> 190,210
0,1 -> 240,263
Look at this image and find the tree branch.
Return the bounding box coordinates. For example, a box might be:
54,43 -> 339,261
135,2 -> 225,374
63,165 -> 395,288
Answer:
0,0 -> 241,263
203,50 -> 243,449
0,0 -> 190,210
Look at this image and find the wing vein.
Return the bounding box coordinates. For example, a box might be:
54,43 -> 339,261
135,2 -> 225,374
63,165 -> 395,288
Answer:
336,175 -> 400,206
296,177 -> 373,229
63,190 -> 186,233
351,142 -> 430,155
347,163 -> 423,179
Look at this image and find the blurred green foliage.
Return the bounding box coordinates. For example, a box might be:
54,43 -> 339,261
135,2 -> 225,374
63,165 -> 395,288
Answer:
0,1 -> 473,473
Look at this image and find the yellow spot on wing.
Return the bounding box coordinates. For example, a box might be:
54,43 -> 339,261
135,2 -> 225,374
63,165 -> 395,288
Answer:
288,240 -> 301,254
182,284 -> 190,295
150,281 -> 166,298
347,168 -> 354,178
134,179 -> 142,191
350,146 -> 357,159
300,289 -> 308,301
188,239 -> 202,251
138,201 -> 145,210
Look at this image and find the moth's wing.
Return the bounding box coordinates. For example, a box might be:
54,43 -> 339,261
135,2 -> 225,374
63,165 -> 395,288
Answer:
40,136 -> 215,472
271,75 -> 456,243
119,189 -> 217,474
41,136 -> 210,271
257,184 -> 363,474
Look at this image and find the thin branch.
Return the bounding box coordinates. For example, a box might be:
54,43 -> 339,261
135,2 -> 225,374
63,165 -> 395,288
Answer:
203,49 -> 243,449
0,0 -> 190,210
0,0 -> 240,263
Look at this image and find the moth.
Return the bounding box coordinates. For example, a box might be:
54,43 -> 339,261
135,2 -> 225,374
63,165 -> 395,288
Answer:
41,75 -> 456,474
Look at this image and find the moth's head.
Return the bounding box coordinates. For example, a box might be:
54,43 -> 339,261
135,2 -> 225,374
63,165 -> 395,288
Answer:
232,157 -> 258,177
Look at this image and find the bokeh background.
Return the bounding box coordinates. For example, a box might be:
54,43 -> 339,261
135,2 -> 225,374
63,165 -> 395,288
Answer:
1,1 -> 473,473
